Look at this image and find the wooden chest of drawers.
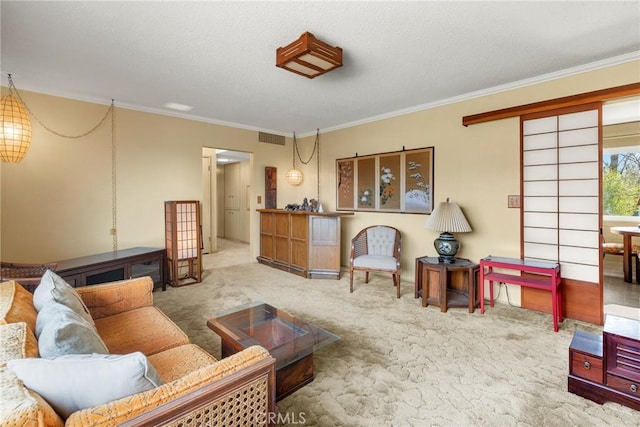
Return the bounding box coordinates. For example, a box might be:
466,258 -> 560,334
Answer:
569,330 -> 604,384
568,315 -> 640,411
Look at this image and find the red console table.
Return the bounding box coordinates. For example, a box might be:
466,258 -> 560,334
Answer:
479,256 -> 563,332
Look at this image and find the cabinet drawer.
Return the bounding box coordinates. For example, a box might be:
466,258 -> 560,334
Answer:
606,374 -> 640,397
571,351 -> 603,383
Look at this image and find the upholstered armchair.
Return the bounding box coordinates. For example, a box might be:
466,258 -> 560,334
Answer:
349,225 -> 402,298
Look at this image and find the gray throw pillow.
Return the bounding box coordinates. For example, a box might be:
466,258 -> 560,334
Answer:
36,301 -> 108,358
33,270 -> 94,326
7,352 -> 162,418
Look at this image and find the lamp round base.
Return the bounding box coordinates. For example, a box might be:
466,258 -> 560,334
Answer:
433,232 -> 460,262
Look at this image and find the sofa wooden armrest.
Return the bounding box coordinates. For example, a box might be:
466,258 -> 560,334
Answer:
66,346 -> 277,427
76,276 -> 154,320
121,356 -> 276,427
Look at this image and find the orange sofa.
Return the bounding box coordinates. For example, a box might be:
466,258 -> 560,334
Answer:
0,277 -> 276,426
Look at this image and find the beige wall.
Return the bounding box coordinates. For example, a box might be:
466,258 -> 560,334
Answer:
2,61 -> 639,301
0,89 -> 301,262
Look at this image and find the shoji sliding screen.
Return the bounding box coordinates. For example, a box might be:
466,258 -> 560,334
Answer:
521,104 -> 602,323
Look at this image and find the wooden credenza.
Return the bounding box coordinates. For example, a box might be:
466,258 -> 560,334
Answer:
568,315 -> 640,411
56,247 -> 166,291
257,209 -> 347,279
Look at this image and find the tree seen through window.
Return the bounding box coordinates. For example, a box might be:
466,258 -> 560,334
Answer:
603,149 -> 640,216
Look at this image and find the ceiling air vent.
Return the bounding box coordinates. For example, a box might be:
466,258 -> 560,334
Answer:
259,132 -> 285,145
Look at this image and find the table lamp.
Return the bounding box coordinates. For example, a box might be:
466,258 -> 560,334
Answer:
424,198 -> 472,263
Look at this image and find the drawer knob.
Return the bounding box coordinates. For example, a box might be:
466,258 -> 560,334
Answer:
583,361 -> 591,369
631,384 -> 638,393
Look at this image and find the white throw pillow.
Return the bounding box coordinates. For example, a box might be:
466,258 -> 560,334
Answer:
36,301 -> 108,358
33,270 -> 94,326
7,352 -> 162,419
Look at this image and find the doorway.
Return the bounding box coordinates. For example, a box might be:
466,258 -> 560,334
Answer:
602,96 -> 640,313
201,148 -> 252,255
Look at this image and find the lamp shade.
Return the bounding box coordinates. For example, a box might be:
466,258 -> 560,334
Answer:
425,198 -> 472,233
285,168 -> 303,185
0,94 -> 32,163
276,32 -> 343,79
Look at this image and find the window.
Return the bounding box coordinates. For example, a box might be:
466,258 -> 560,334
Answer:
602,145 -> 640,217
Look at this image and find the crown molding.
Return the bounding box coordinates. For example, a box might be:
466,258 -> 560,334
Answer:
4,51 -> 638,139
308,51 -> 640,137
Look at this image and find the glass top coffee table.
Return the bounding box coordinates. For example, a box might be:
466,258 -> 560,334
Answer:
207,301 -> 339,401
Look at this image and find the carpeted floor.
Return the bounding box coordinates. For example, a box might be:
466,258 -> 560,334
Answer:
154,248 -> 638,426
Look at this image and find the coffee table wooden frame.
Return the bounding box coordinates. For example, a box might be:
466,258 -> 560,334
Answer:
207,302 -> 339,401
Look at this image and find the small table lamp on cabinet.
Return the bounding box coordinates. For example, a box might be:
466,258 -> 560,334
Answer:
425,198 -> 472,263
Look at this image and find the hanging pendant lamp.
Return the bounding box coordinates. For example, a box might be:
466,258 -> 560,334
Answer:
0,92 -> 32,163
286,132 -> 303,185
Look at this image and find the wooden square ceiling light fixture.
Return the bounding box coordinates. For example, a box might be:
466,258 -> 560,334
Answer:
276,32 -> 343,79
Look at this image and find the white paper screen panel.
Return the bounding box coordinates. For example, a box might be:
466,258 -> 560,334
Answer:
524,227 -> 558,244
559,213 -> 599,231
559,145 -> 598,163
559,110 -> 599,130
559,162 -> 599,180
524,165 -> 558,181
523,116 -> 557,135
559,179 -> 598,196
559,229 -> 599,248
524,149 -> 557,165
524,212 -> 558,228
559,197 -> 599,214
561,263 -> 600,283
524,196 -> 557,212
524,181 -> 558,196
559,128 -> 598,147
560,246 -> 599,265
524,133 -> 557,150
524,242 -> 559,260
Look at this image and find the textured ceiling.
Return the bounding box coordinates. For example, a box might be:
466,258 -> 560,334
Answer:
1,1 -> 639,136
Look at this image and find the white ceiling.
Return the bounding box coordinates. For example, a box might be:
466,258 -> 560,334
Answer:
1,1 -> 639,137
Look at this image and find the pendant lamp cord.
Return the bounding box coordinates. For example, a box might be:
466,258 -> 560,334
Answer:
292,129 -> 321,199
293,129 -> 319,165
7,74 -> 114,139
6,73 -> 118,250
111,102 -> 117,251
292,132 -> 297,169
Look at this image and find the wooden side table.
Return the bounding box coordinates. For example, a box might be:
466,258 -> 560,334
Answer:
414,256 -> 479,313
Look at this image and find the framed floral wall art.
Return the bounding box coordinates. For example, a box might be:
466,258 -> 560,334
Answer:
336,159 -> 355,210
404,148 -> 433,214
357,156 -> 376,210
379,154 -> 401,211
336,147 -> 434,214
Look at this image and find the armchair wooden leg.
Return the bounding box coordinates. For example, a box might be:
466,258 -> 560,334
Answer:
350,268 -> 354,293
365,271 -> 370,283
636,255 -> 640,284
395,274 -> 400,298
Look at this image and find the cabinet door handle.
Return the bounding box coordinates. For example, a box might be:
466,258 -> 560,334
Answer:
631,384 -> 638,393
583,361 -> 591,369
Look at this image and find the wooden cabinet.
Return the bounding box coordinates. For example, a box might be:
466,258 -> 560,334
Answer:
165,200 -> 202,286
257,209 -> 346,279
568,315 -> 640,410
